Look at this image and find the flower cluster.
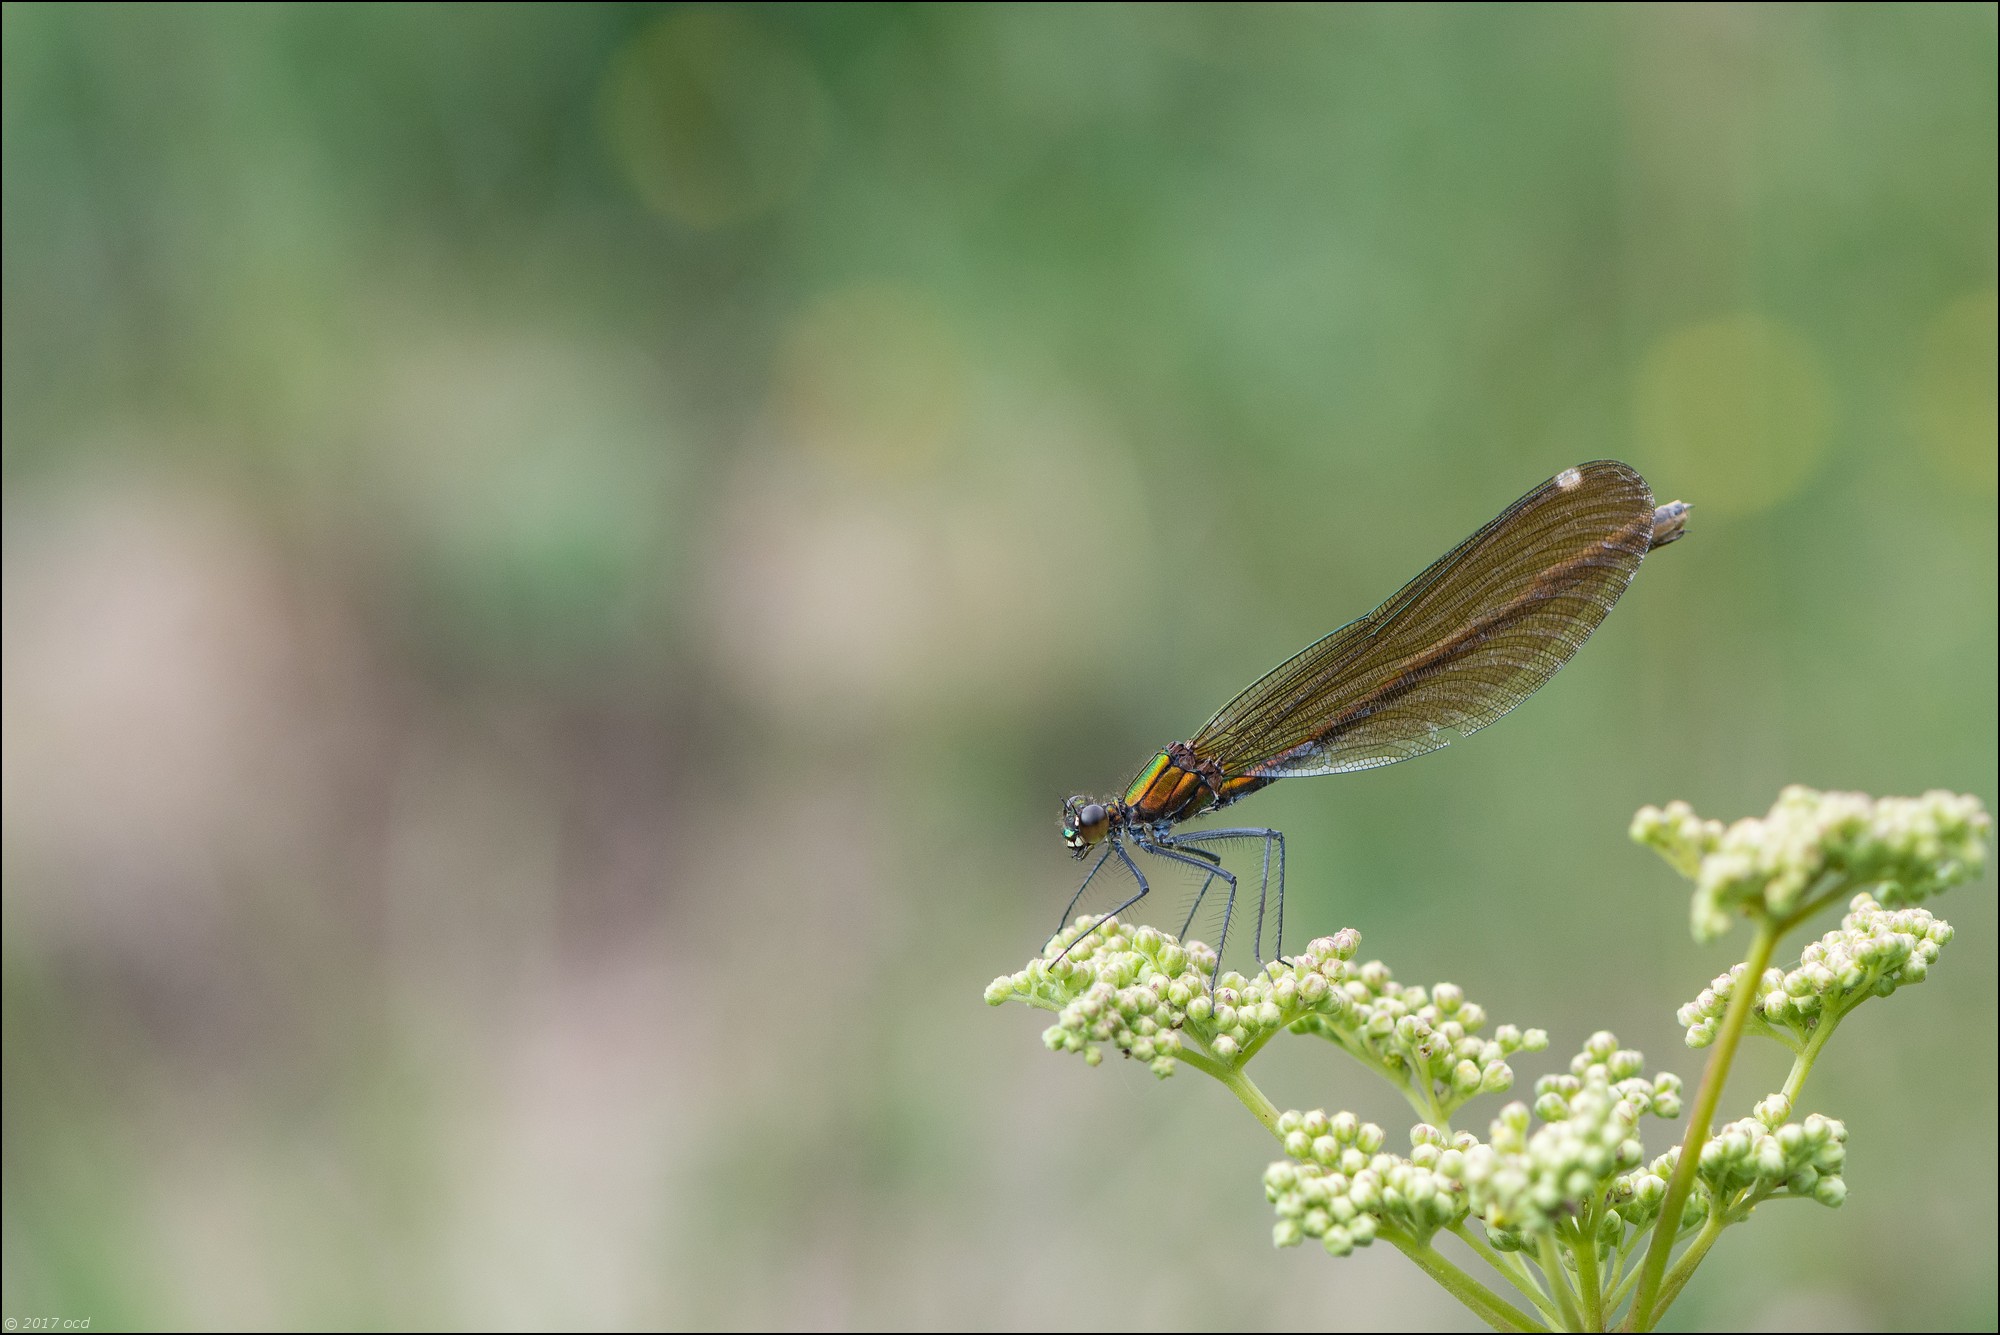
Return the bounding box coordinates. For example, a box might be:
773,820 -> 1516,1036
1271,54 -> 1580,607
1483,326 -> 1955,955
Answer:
1695,1098 -> 1848,1211
987,919 -> 1545,1103
1266,1114 -> 1464,1254
983,916 -> 1362,1075
1466,1033 -> 1682,1247
1289,955 -> 1547,1121
1266,1035 -> 1688,1261
1632,787 -> 1989,941
1677,893 -> 1955,1048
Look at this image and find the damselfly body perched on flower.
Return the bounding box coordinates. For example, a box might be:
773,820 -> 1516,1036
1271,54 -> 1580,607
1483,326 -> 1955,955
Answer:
1055,460 -> 1690,982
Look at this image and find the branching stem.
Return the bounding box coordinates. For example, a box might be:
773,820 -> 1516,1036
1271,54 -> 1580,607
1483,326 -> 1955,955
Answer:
1626,918 -> 1779,1330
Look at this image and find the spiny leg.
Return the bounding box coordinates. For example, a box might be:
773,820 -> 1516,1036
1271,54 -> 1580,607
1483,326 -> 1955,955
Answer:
1172,845 -> 1225,939
1054,841 -> 1118,944
1137,839 -> 1238,993
1160,828 -> 1286,964
1051,840 -> 1151,967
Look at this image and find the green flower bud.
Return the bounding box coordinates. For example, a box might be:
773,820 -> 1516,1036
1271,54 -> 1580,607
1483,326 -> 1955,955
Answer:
1638,788 -> 1988,941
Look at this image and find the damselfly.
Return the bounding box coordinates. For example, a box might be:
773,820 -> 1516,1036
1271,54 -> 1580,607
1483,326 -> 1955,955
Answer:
1055,460 -> 1689,979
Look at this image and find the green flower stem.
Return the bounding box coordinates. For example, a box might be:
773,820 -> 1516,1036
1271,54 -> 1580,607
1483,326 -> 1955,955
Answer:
1450,1224 -> 1562,1326
1210,1059 -> 1283,1138
1604,1245 -> 1646,1319
1175,1046 -> 1228,1082
1650,1212 -> 1727,1318
1237,1023 -> 1285,1066
1573,1217 -> 1604,1330
1604,1215 -> 1654,1317
1389,1230 -> 1541,1333
1538,1233 -> 1585,1331
1627,917 -> 1781,1331
1320,1029 -> 1450,1128
1779,1007 -> 1843,1106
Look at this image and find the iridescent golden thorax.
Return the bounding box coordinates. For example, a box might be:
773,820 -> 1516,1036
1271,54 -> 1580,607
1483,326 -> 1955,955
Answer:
1122,742 -> 1271,826
1056,743 -> 1275,857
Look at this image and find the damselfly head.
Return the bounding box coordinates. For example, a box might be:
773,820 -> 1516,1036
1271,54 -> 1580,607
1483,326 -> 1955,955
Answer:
1061,797 -> 1110,856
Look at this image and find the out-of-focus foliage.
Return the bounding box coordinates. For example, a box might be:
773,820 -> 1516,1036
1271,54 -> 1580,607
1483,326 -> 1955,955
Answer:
3,4 -> 1993,1329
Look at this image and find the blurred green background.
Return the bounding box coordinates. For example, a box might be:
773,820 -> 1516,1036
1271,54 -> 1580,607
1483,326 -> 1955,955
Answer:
3,3 -> 1994,1329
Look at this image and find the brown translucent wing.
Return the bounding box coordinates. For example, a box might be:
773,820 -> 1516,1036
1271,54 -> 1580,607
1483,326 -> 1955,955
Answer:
1192,461 -> 1657,778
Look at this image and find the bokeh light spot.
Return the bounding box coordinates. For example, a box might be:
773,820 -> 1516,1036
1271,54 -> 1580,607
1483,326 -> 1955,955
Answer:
600,8 -> 828,229
1635,314 -> 1834,515
1910,290 -> 1998,495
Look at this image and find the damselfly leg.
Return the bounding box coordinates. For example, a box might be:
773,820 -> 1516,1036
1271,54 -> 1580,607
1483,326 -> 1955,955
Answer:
1054,841 -> 1117,941
1135,835 -> 1248,990
1162,828 -> 1287,963
1050,839 -> 1152,966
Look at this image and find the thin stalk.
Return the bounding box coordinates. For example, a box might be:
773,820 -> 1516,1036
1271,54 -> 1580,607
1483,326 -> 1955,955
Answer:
1573,1218 -> 1604,1330
1625,919 -> 1781,1330
1779,1008 -> 1842,1105
1197,1055 -> 1282,1138
1650,1212 -> 1727,1317
1389,1231 -> 1541,1333
1602,1224 -> 1650,1318
1450,1223 -> 1563,1326
1537,1233 -> 1584,1331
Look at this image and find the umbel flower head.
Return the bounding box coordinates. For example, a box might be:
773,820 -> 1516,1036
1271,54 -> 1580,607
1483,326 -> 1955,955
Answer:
984,917 -> 1366,1076
1266,1034 -> 1685,1258
1463,1032 -> 1682,1248
1631,786 -> 1989,941
1677,892 -> 1955,1048
1265,1114 -> 1459,1255
1695,1098 -> 1850,1210
987,918 -> 1542,1109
